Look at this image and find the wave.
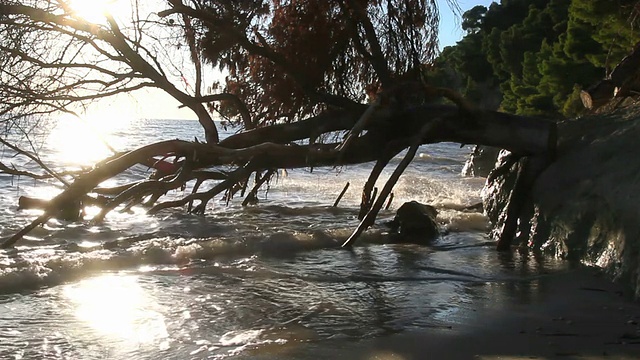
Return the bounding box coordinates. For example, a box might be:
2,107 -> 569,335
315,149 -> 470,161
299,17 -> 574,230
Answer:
0,208 -> 490,295
0,229 -> 346,294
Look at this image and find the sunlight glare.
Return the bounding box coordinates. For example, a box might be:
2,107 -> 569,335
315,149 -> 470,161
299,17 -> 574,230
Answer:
64,274 -> 169,345
67,0 -> 129,24
48,113 -> 131,166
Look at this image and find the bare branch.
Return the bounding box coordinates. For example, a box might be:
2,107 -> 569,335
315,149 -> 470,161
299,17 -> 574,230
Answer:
0,137 -> 70,186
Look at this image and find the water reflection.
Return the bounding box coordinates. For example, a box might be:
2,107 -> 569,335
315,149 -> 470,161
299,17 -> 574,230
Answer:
0,238 -> 614,360
63,274 -> 169,347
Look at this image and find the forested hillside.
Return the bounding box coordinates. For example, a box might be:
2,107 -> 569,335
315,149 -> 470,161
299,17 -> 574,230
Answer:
430,0 -> 640,118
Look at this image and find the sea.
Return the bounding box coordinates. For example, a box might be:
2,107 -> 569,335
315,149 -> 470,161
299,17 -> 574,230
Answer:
0,117 -> 601,359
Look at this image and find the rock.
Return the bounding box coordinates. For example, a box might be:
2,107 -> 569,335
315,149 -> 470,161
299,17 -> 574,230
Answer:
531,111 -> 640,298
482,150 -> 526,242
387,201 -> 439,244
483,105 -> 640,299
462,145 -> 501,177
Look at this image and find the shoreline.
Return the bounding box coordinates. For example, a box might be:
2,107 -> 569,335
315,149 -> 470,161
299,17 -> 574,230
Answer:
244,264 -> 640,359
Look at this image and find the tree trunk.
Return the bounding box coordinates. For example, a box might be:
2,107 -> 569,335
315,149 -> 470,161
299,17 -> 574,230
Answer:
3,104 -> 557,248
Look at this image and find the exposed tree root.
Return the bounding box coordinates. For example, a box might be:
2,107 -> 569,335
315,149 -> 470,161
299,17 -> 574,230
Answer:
496,155 -> 553,251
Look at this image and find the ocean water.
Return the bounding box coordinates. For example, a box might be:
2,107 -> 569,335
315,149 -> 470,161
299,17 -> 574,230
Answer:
0,118 -> 578,359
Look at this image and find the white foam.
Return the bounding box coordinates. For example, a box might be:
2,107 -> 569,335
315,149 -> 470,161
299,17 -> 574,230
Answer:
219,329 -> 264,346
438,210 -> 490,233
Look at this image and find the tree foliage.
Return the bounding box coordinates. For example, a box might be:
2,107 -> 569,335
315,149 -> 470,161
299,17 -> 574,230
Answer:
187,0 -> 447,126
432,0 -> 640,118
0,0 -> 221,142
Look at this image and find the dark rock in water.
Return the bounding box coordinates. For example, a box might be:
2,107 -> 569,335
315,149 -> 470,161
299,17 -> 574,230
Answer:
482,150 -> 527,241
462,145 -> 501,177
463,145 -> 501,177
387,201 -> 439,244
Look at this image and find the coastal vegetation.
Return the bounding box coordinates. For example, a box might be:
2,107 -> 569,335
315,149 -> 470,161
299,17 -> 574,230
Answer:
430,0 -> 640,117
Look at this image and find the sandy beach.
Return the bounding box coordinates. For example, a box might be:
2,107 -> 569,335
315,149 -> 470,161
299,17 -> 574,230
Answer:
243,265 -> 640,360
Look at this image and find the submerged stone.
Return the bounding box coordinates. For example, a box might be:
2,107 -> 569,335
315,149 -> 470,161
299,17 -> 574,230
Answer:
387,201 -> 439,244
462,145 -> 501,177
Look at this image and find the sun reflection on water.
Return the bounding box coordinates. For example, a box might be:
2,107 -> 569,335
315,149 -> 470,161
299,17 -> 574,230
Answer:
63,274 -> 169,347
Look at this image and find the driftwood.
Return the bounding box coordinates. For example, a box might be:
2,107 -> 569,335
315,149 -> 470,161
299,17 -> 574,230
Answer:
2,102 -> 557,249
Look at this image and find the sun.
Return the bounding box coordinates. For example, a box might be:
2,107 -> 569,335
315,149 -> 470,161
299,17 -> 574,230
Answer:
66,0 -> 130,24
49,111 -> 133,166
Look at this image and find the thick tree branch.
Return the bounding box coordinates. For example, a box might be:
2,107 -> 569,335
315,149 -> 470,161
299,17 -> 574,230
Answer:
1,103 -> 556,247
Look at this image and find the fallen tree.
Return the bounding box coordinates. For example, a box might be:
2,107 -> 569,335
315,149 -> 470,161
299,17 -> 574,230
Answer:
1,101 -> 556,248
0,0 -> 556,249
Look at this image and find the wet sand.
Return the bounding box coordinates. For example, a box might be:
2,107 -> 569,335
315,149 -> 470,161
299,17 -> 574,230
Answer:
248,265 -> 640,359
355,268 -> 639,359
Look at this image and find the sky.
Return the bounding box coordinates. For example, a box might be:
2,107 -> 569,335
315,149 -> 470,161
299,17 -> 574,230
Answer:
112,0 -> 498,121
439,0 -> 496,48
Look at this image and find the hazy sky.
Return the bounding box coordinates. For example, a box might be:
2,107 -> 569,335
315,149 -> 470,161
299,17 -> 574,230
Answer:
112,0 -> 497,121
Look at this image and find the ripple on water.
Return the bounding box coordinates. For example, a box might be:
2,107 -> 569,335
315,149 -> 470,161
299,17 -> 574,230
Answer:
0,220 -> 578,359
0,135 -> 504,358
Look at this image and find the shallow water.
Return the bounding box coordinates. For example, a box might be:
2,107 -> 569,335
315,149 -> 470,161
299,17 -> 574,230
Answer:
0,118 -> 591,359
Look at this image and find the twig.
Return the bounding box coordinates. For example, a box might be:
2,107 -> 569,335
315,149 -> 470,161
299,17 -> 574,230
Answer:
91,155 -> 193,223
332,182 -> 350,207
242,169 -> 275,206
0,161 -> 54,180
0,137 -> 70,187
